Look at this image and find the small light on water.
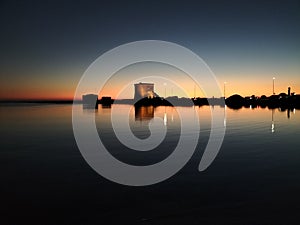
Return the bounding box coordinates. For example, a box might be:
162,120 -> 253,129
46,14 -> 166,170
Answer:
271,122 -> 275,133
164,112 -> 167,126
224,105 -> 227,127
294,109 -> 296,114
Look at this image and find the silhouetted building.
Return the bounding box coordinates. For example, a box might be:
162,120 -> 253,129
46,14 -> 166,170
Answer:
288,87 -> 291,97
100,96 -> 113,106
82,94 -> 98,109
134,82 -> 155,100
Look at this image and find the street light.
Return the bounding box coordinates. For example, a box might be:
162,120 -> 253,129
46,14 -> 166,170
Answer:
273,77 -> 275,95
163,83 -> 167,98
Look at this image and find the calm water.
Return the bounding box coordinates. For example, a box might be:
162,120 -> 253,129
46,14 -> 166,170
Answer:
1,104 -> 300,225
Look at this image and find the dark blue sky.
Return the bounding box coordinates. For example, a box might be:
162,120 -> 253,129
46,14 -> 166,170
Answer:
1,0 -> 299,99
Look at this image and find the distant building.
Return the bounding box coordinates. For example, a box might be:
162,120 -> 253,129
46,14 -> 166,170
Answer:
100,96 -> 113,107
134,82 -> 155,99
82,94 -> 98,109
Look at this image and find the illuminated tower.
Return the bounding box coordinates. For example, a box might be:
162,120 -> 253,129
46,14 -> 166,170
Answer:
134,82 -> 155,99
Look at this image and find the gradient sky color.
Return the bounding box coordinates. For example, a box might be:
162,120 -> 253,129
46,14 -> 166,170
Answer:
0,0 -> 299,100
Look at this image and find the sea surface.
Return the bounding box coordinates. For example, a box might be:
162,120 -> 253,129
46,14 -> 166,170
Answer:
1,103 -> 300,225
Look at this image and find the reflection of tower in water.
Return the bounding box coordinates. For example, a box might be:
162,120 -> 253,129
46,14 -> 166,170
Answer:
135,106 -> 154,121
224,105 -> 227,127
271,109 -> 275,133
134,105 -> 176,126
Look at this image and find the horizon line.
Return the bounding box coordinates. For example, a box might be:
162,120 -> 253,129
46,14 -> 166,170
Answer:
1,93 -> 300,103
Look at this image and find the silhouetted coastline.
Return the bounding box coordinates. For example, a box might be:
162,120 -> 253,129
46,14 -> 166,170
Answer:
0,100 -> 76,104
225,94 -> 300,110
2,93 -> 300,110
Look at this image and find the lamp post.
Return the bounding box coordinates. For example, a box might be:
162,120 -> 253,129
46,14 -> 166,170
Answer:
273,77 -> 275,95
163,83 -> 167,98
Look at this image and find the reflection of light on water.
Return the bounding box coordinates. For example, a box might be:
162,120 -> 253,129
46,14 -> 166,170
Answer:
250,105 -> 252,109
294,108 -> 296,114
271,122 -> 275,133
271,109 -> 275,133
164,112 -> 167,126
224,105 -> 227,127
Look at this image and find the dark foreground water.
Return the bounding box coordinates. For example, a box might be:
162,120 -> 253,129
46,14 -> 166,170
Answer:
1,104 -> 300,225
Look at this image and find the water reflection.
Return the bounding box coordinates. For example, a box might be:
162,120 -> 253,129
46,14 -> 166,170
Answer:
277,107 -> 296,120
2,104 -> 300,224
83,108 -> 98,113
134,106 -> 177,126
164,112 -> 167,126
83,104 -> 98,110
101,104 -> 111,109
271,109 -> 275,133
224,105 -> 227,127
270,108 -> 295,133
171,107 -> 174,122
134,106 -> 154,121
86,104 -> 300,138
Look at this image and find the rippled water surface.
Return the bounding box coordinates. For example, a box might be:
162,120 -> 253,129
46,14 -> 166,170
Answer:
1,104 -> 300,224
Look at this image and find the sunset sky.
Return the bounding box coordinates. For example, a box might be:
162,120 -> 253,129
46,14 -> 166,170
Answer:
0,0 -> 299,100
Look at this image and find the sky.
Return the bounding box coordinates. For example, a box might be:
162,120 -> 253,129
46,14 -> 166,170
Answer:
0,0 -> 299,100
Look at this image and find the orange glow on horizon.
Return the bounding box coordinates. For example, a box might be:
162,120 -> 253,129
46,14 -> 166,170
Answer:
1,65 -> 300,101
1,81 -> 300,101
